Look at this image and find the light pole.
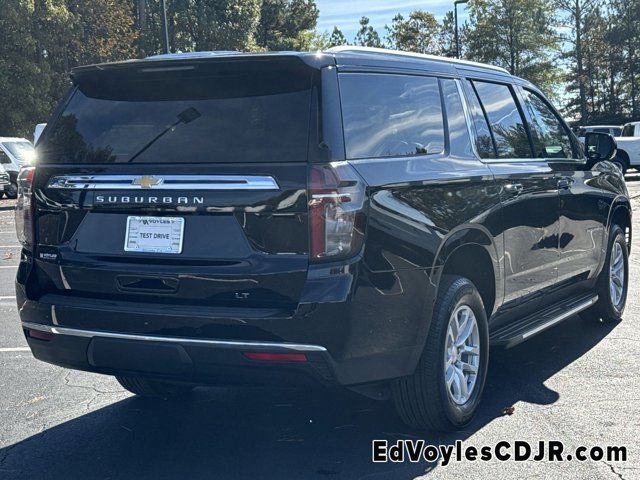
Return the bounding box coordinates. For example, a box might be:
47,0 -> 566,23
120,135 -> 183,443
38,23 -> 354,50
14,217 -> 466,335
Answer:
454,0 -> 469,59
160,0 -> 170,54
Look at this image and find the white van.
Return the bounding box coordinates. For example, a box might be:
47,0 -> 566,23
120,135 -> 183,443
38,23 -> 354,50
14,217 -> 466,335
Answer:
0,137 -> 35,198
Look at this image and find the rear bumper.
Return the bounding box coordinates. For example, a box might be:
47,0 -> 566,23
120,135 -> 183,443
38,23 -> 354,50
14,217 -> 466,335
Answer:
16,256 -> 434,387
22,322 -> 336,387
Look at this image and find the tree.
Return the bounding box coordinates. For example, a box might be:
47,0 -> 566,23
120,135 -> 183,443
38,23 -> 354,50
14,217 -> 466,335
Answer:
466,0 -> 562,93
66,1 -> 139,65
609,0 -> 640,119
437,11 -> 458,57
327,26 -> 348,47
354,16 -> 382,48
556,0 -> 599,123
386,10 -> 439,54
256,0 -> 319,51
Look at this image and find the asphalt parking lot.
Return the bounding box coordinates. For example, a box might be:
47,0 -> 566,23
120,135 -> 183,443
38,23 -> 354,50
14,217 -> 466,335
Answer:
1,181 -> 640,480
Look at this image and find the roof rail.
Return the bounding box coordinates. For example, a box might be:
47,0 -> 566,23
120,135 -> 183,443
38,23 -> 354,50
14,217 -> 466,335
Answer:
325,46 -> 510,75
145,51 -> 242,60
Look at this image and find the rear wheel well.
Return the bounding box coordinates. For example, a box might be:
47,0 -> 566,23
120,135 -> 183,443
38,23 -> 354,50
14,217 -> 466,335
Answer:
611,206 -> 632,251
442,244 -> 496,317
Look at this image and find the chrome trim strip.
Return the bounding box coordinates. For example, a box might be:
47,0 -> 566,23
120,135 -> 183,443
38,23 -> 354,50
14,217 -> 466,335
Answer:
455,79 -> 482,160
521,296 -> 598,340
46,175 -> 280,191
21,322 -> 327,352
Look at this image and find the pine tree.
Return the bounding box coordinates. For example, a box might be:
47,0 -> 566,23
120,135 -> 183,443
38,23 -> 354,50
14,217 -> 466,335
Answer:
386,11 -> 439,54
466,0 -> 562,94
354,16 -> 382,48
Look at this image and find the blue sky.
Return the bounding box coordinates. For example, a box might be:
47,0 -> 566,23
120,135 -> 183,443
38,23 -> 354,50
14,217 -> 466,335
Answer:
315,0 -> 469,40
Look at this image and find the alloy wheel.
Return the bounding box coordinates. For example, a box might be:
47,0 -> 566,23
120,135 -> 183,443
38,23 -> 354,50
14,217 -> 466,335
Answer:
609,241 -> 625,309
444,305 -> 481,405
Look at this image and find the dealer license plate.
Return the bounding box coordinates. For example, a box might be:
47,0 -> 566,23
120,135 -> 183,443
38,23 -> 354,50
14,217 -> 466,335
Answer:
124,216 -> 184,254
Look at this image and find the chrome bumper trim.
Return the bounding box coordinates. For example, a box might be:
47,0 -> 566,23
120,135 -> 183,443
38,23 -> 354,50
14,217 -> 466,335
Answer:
21,322 -> 327,352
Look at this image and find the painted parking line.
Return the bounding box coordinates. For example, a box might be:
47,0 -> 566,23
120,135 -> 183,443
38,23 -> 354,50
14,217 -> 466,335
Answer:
0,296 -> 16,300
0,265 -> 18,269
0,347 -> 30,353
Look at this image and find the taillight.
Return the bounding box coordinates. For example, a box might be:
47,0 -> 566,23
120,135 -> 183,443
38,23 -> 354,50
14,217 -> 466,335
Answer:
308,162 -> 366,262
15,167 -> 36,248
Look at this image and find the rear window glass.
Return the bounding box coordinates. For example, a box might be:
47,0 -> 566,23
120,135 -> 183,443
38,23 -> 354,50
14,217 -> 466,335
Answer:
38,61 -> 313,164
472,81 -> 532,159
339,73 -> 445,159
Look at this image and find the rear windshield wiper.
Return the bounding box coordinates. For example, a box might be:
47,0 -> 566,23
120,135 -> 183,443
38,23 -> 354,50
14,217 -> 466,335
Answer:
127,107 -> 201,163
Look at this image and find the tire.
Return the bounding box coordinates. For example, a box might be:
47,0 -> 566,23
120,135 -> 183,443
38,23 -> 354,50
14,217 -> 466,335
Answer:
392,275 -> 489,431
116,376 -> 195,398
4,181 -> 17,199
612,156 -> 628,175
582,224 -> 629,323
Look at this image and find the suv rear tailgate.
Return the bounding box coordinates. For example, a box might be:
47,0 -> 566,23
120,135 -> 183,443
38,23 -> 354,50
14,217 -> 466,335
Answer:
30,56 -> 315,315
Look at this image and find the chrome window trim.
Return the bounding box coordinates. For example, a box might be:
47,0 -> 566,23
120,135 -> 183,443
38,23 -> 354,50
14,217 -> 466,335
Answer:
455,78 -> 482,160
46,175 -> 280,191
21,322 -> 328,352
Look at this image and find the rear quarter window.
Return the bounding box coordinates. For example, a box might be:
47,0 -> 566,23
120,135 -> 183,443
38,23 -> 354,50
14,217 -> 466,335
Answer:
472,80 -> 532,159
339,73 -> 445,160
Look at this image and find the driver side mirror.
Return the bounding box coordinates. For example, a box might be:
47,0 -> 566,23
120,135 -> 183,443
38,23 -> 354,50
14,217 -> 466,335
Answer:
584,132 -> 617,164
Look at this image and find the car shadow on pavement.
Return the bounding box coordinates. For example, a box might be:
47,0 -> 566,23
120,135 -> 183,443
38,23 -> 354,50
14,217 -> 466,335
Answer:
0,314 -> 618,480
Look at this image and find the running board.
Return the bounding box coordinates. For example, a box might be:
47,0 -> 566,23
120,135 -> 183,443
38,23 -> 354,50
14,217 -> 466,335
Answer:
490,293 -> 598,348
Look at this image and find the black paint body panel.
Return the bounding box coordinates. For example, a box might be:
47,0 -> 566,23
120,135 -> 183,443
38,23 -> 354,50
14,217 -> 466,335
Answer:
16,50 -> 631,387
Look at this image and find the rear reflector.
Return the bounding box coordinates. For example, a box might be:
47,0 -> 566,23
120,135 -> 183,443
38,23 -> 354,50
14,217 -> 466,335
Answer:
243,352 -> 307,362
28,329 -> 54,341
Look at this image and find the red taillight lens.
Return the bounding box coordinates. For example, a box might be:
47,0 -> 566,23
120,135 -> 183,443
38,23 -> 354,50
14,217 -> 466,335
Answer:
309,162 -> 366,262
15,167 -> 36,247
243,352 -> 307,362
28,329 -> 53,341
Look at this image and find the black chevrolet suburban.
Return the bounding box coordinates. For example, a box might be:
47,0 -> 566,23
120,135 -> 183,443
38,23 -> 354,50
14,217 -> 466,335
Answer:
16,47 -> 630,431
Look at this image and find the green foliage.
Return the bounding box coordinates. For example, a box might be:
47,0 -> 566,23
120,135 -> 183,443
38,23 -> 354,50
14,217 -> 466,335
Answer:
256,0 -> 318,51
466,0 -> 562,94
354,16 -> 382,48
328,26 -> 348,47
386,11 -> 439,54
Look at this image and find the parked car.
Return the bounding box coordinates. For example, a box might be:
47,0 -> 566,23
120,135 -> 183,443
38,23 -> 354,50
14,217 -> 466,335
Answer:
613,121 -> 640,173
33,123 -> 47,145
578,125 -> 623,142
0,137 -> 35,198
15,47 -> 630,431
0,165 -> 9,195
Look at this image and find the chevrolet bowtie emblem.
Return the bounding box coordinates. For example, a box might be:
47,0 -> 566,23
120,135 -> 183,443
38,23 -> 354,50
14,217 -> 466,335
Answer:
132,175 -> 162,189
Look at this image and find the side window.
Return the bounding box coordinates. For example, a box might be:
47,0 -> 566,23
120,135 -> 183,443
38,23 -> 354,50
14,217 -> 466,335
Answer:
621,124 -> 635,137
463,80 -> 495,158
472,81 -> 532,159
0,150 -> 10,164
339,73 -> 445,159
521,89 -> 575,159
441,79 -> 474,158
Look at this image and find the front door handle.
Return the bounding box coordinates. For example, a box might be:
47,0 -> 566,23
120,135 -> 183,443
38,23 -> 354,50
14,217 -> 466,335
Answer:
504,183 -> 523,195
557,178 -> 573,190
